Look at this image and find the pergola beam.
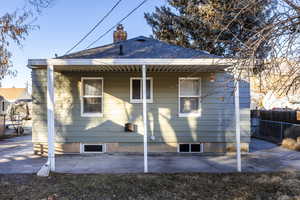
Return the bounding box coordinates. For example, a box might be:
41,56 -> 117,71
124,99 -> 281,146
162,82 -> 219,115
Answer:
32,58 -> 242,174
28,58 -> 233,67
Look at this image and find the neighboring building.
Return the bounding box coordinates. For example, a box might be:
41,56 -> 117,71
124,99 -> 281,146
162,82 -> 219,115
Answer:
250,59 -> 300,110
29,26 -> 250,154
0,88 -> 31,114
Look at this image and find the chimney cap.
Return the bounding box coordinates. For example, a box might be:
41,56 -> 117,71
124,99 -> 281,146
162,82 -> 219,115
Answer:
116,24 -> 124,30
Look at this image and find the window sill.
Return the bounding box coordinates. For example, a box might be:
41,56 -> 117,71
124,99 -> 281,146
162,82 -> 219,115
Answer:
130,100 -> 153,104
178,113 -> 201,118
81,113 -> 103,118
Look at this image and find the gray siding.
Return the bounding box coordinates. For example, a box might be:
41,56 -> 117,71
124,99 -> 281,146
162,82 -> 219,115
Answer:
32,69 -> 251,144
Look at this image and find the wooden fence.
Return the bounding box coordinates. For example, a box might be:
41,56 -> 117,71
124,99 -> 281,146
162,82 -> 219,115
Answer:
251,110 -> 300,143
251,110 -> 300,124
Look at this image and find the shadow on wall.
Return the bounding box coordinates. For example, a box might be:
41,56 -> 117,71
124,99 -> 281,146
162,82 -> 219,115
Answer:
48,70 -> 250,153
31,69 -> 48,143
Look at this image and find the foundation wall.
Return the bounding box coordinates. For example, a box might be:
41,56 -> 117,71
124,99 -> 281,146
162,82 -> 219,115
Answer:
33,142 -> 249,155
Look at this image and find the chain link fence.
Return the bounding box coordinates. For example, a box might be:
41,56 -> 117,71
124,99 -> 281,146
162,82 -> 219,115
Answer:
252,119 -> 300,143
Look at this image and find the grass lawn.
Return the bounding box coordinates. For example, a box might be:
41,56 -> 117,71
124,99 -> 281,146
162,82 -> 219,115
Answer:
1,172 -> 300,200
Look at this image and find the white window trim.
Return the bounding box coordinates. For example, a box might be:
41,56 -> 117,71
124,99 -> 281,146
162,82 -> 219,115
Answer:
81,77 -> 104,117
80,143 -> 106,153
130,77 -> 153,103
178,77 -> 202,117
177,143 -> 204,153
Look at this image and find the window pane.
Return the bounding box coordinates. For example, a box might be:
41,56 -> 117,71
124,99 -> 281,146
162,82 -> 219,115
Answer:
191,144 -> 201,152
83,79 -> 102,96
179,144 -> 190,152
132,79 -> 141,99
180,97 -> 199,113
146,79 -> 151,99
83,97 -> 102,113
180,79 -> 200,96
84,145 -> 103,152
132,79 -> 151,100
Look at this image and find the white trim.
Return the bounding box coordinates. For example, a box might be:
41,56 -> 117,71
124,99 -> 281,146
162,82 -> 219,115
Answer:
234,77 -> 242,172
178,113 -> 202,117
80,143 -> 106,153
47,64 -> 55,171
178,77 -> 202,117
142,64 -> 148,173
80,77 -> 104,117
177,143 -> 204,153
28,58 -> 233,67
130,77 -> 153,103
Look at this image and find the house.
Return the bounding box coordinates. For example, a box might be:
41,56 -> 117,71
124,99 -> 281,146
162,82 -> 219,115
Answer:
28,26 -> 250,171
0,88 -> 31,114
250,59 -> 300,110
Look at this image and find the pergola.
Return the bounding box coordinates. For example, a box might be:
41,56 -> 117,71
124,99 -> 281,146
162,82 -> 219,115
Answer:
28,58 -> 242,173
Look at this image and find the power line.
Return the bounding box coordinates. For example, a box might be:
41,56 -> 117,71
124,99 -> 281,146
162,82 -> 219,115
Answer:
64,0 -> 123,55
85,0 -> 148,49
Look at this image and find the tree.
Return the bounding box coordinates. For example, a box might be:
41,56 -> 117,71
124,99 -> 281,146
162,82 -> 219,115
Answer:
146,0 -> 300,107
145,0 -> 274,58
0,0 -> 53,79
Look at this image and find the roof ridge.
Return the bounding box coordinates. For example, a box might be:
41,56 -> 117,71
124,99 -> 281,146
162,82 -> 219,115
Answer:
59,35 -> 218,59
59,36 -> 151,58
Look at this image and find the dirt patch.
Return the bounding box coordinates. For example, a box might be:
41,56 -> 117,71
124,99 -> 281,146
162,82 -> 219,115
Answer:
1,172 -> 300,200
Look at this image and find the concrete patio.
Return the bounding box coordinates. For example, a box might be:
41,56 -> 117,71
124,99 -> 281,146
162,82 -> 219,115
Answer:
1,135 -> 300,174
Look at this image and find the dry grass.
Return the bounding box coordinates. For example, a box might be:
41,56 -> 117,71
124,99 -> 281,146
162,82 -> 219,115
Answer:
1,172 -> 300,200
294,143 -> 300,151
282,138 -> 297,150
281,138 -> 300,151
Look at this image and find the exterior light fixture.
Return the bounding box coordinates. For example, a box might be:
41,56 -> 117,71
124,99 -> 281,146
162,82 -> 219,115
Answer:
209,72 -> 215,82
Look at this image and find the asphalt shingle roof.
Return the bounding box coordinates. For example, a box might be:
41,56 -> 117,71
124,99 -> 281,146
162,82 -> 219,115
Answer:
60,36 -> 218,59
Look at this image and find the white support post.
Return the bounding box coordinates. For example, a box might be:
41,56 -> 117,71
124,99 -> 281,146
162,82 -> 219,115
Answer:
234,77 -> 241,172
47,64 -> 55,171
142,64 -> 148,173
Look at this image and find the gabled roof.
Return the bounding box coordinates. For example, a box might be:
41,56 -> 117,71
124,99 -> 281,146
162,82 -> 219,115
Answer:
0,88 -> 31,102
60,36 -> 218,59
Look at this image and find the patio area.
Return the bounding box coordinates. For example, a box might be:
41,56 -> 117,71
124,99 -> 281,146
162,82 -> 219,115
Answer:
1,135 -> 300,174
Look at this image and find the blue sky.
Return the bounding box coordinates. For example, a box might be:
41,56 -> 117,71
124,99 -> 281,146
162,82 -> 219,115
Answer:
1,0 -> 166,90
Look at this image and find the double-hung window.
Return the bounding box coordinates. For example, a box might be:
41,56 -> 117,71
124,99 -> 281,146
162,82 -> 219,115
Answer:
81,77 -> 103,117
179,77 -> 201,117
130,77 -> 153,103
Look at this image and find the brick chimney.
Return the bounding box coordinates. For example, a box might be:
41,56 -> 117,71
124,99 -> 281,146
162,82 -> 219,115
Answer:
113,24 -> 127,43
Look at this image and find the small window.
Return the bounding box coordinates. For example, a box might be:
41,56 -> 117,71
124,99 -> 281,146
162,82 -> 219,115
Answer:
130,77 -> 153,103
191,144 -> 201,152
81,77 -> 103,117
178,144 -> 203,153
81,144 -> 105,153
179,144 -> 190,152
179,78 -> 201,117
